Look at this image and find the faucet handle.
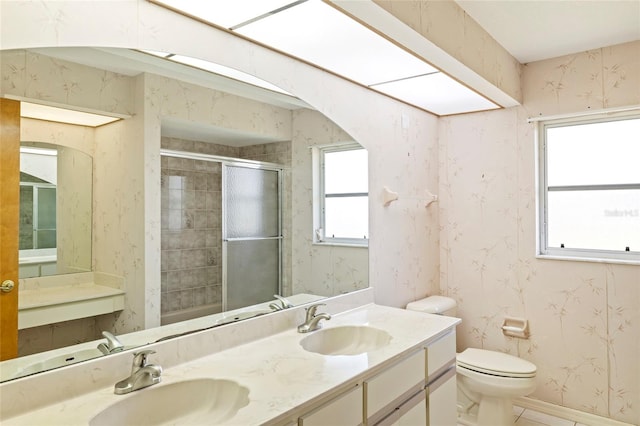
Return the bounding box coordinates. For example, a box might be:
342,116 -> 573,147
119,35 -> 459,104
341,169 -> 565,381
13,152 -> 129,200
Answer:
305,303 -> 326,319
131,350 -> 156,371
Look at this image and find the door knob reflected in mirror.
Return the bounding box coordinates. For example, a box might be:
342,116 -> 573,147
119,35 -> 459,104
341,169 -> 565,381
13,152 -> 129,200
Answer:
1,280 -> 15,293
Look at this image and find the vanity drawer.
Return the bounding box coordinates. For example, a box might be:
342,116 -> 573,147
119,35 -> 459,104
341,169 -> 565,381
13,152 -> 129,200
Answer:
426,331 -> 456,379
298,384 -> 363,426
364,350 -> 425,422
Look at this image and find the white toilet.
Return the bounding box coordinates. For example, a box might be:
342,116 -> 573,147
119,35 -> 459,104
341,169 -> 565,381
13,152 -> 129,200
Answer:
406,296 -> 536,426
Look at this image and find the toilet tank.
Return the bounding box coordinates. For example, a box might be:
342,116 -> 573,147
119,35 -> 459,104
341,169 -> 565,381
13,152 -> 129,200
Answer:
406,296 -> 457,317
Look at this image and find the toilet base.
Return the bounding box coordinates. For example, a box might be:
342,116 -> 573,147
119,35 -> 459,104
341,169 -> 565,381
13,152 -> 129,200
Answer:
476,395 -> 515,426
457,387 -> 518,426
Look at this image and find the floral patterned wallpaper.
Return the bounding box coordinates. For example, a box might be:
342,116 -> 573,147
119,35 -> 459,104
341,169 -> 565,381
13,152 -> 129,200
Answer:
2,2 -> 637,423
439,41 -> 640,424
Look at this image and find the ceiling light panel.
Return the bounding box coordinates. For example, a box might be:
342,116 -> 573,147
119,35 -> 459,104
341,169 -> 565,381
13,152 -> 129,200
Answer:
371,73 -> 500,116
152,0 -> 298,29
21,102 -> 121,127
235,0 -> 438,86
170,55 -> 293,95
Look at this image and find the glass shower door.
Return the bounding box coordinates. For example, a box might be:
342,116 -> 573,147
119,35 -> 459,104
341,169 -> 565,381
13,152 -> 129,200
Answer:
223,164 -> 281,311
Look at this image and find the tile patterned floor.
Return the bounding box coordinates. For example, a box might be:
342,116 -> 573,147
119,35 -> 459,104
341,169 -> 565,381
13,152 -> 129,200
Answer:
459,406 -> 592,426
513,406 -> 576,426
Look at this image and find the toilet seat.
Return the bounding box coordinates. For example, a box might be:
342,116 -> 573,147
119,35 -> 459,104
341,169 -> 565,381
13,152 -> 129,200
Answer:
457,348 -> 536,378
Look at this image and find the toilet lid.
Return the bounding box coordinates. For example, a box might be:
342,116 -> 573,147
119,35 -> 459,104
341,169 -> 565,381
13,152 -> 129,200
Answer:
457,348 -> 536,378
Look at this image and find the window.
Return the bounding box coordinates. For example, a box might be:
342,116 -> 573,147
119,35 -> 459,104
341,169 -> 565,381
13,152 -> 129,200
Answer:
314,143 -> 368,245
538,112 -> 640,262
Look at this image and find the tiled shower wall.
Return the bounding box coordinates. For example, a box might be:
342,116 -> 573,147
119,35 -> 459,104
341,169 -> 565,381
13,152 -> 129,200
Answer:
160,137 -> 291,321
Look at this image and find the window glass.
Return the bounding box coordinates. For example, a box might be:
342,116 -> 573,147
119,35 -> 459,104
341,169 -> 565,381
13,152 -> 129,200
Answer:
325,196 -> 368,240
547,189 -> 639,251
324,149 -> 368,194
546,118 -> 640,186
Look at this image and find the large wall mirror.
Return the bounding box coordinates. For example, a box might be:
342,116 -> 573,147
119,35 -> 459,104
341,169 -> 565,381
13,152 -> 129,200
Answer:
0,46 -> 369,381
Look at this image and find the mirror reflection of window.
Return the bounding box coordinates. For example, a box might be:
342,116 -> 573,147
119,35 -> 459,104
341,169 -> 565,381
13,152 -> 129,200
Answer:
19,179 -> 57,250
314,143 -> 369,245
18,142 -> 93,278
19,147 -> 58,253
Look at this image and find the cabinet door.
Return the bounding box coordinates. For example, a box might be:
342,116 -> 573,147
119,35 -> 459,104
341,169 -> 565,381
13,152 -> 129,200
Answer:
427,367 -> 457,426
364,350 -> 425,423
427,331 -> 456,378
299,384 -> 363,426
375,389 -> 427,426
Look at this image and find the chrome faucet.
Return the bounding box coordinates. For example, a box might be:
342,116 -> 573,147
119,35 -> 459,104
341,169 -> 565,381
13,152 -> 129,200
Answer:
114,350 -> 162,395
269,294 -> 294,311
97,331 -> 124,355
297,303 -> 331,333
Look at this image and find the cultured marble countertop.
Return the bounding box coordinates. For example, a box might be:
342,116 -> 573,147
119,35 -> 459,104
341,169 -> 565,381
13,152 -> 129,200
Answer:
19,283 -> 124,309
2,304 -> 460,425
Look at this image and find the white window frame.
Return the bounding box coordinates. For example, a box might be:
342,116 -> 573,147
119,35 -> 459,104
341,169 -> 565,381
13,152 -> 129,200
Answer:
312,142 -> 368,247
536,110 -> 640,264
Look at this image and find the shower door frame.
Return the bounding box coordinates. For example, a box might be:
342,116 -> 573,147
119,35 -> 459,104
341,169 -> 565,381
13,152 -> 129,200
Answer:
221,161 -> 283,311
159,149 -> 283,313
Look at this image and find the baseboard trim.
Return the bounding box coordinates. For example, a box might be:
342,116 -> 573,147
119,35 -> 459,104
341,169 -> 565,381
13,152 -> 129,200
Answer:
515,397 -> 634,426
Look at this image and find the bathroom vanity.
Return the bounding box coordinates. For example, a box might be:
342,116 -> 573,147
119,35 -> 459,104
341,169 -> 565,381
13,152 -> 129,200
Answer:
0,290 -> 460,425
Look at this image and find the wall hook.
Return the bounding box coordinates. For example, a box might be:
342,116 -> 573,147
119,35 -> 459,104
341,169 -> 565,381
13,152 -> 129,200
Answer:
383,186 -> 399,207
424,190 -> 438,208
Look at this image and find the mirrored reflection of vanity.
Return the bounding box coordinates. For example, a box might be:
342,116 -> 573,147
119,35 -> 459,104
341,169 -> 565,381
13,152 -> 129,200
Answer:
16,142 -> 125,334
1,47 -> 369,382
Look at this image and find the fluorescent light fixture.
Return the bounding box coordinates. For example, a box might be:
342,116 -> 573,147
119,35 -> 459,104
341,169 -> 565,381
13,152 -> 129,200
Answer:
170,55 -> 292,95
236,0 -> 438,86
371,73 -> 500,116
152,0 -> 501,115
152,0 -> 299,29
21,102 -> 121,127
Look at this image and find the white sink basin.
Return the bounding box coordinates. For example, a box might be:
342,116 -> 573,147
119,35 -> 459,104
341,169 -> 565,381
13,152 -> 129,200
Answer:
215,309 -> 271,325
300,326 -> 392,356
89,379 -> 249,426
14,348 -> 105,378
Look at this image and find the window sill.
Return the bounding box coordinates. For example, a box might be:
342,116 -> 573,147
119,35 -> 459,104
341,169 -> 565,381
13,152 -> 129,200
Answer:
313,241 -> 368,249
536,254 -> 640,266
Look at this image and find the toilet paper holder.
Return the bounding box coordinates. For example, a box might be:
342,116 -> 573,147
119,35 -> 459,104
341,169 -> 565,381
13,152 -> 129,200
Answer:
502,317 -> 530,339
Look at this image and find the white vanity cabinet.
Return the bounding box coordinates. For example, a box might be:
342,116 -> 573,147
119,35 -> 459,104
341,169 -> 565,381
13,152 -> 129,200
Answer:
425,331 -> 457,426
298,384 -> 363,426
371,330 -> 457,426
294,330 -> 457,426
365,350 -> 425,424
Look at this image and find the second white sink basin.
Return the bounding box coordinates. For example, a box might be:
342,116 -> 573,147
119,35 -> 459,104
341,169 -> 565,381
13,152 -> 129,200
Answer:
14,348 -> 105,378
300,326 -> 392,356
89,378 -> 249,426
215,309 -> 272,325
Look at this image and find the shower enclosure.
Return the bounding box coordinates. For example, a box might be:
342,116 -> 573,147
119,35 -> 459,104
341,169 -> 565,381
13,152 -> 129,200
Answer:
223,164 -> 281,310
160,150 -> 283,323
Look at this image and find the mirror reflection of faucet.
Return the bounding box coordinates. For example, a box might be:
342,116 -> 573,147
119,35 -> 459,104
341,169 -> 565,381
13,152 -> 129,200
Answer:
269,294 -> 294,311
97,331 -> 124,355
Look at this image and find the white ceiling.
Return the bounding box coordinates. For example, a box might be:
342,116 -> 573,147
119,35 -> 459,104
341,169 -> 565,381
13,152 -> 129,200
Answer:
456,0 -> 640,64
